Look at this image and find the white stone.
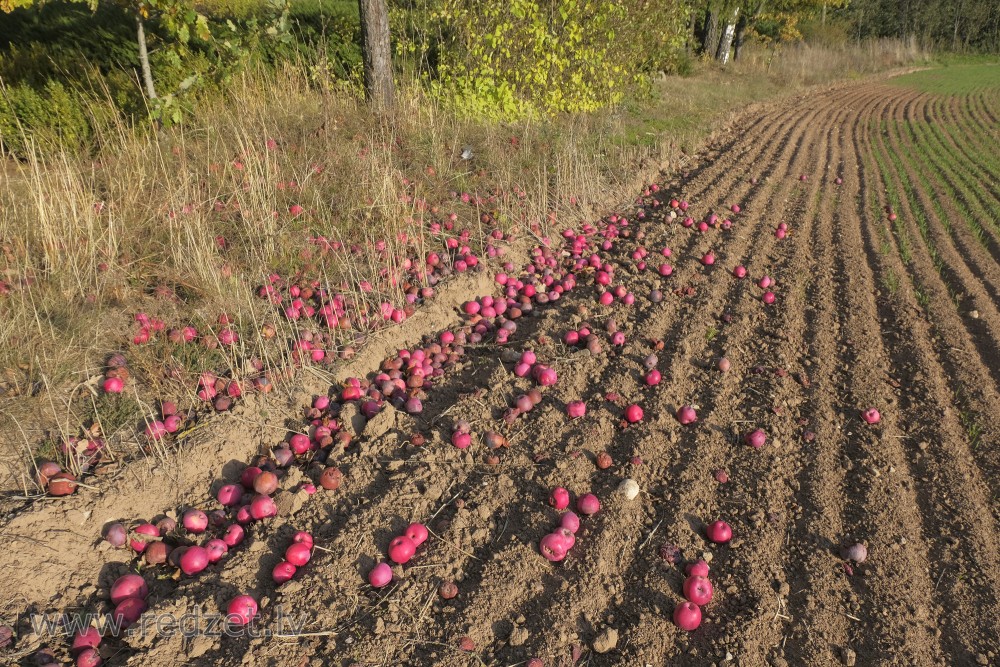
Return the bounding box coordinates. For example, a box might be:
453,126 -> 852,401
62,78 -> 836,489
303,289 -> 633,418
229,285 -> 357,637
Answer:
617,478 -> 641,500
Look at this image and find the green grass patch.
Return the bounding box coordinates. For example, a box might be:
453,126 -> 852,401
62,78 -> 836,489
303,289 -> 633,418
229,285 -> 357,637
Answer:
882,118 -> 966,308
617,65 -> 784,149
905,104 -> 1000,237
882,268 -> 899,295
889,62 -> 1000,95
88,392 -> 144,437
935,120 -> 1000,182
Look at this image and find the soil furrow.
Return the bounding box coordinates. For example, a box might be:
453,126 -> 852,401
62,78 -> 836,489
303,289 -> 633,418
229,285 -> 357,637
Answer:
850,86 -> 1000,663
396,86 -> 868,664
966,89 -> 1000,134
937,94 -> 1000,187
828,86 -> 952,664
882,93 -> 1000,361
773,91 -> 884,667
918,93 -> 1000,231
477,91 -> 840,665
901,95 -> 1000,295
603,89 -> 840,665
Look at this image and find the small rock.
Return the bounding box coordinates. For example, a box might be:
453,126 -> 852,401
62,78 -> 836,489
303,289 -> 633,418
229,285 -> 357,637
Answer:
508,626 -> 528,646
273,489 -> 309,516
841,647 -> 857,666
970,310 -> 980,319
617,478 -> 641,500
186,634 -> 215,659
278,581 -> 303,596
339,403 -> 366,436
593,627 -> 618,654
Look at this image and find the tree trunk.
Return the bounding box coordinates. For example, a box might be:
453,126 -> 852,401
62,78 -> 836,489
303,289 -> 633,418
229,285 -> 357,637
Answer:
358,0 -> 395,110
733,12 -> 749,61
952,0 -> 965,51
735,0 -> 767,62
136,15 -> 157,101
716,7 -> 739,64
994,5 -> 1000,49
687,10 -> 697,55
703,9 -> 720,57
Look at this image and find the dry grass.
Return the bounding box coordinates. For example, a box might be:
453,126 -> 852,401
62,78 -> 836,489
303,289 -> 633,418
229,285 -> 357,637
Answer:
0,65 -> 675,487
0,39 -> 927,491
735,37 -> 929,86
616,39 -> 929,152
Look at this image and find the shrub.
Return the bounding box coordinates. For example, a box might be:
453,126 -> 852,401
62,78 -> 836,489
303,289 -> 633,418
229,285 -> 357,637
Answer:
394,0 -> 688,119
0,79 -> 93,154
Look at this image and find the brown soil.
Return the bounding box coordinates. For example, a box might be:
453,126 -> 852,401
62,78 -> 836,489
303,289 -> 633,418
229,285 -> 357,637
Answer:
3,76 -> 999,667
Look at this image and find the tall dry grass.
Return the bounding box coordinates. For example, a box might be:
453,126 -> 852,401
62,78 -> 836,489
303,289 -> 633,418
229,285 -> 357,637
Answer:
734,37 -> 929,86
0,64 -> 676,488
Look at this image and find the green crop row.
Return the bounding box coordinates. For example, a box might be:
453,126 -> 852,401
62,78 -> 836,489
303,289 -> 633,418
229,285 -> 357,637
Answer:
907,99 -> 1000,245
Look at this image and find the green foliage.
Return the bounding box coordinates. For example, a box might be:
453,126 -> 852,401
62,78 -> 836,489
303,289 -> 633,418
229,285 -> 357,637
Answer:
0,0 -> 319,145
0,79 -> 94,154
1,0 -> 692,140
283,0 -> 363,84
394,0 -> 688,119
672,50 -> 696,77
750,11 -> 805,46
846,0 -> 999,52
89,391 -> 143,436
798,15 -> 851,45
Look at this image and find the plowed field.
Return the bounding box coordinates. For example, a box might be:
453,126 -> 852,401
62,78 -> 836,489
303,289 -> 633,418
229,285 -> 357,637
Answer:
3,65 -> 999,667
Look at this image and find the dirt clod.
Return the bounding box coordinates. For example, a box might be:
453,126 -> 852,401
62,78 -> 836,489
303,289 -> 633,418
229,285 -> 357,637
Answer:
593,627 -> 618,654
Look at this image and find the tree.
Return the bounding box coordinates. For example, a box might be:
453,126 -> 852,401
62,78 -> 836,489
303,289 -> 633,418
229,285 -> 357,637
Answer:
358,0 -> 395,110
696,0 -> 749,64
713,0 -> 856,62
136,12 -> 157,99
2,0 -> 211,113
702,4 -> 720,55
732,0 -> 764,59
716,5 -> 739,63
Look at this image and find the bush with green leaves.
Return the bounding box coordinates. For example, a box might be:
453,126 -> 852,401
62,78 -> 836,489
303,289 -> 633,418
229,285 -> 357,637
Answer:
394,0 -> 688,119
1,0 -> 690,150
0,0 -> 326,150
0,80 -> 95,154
